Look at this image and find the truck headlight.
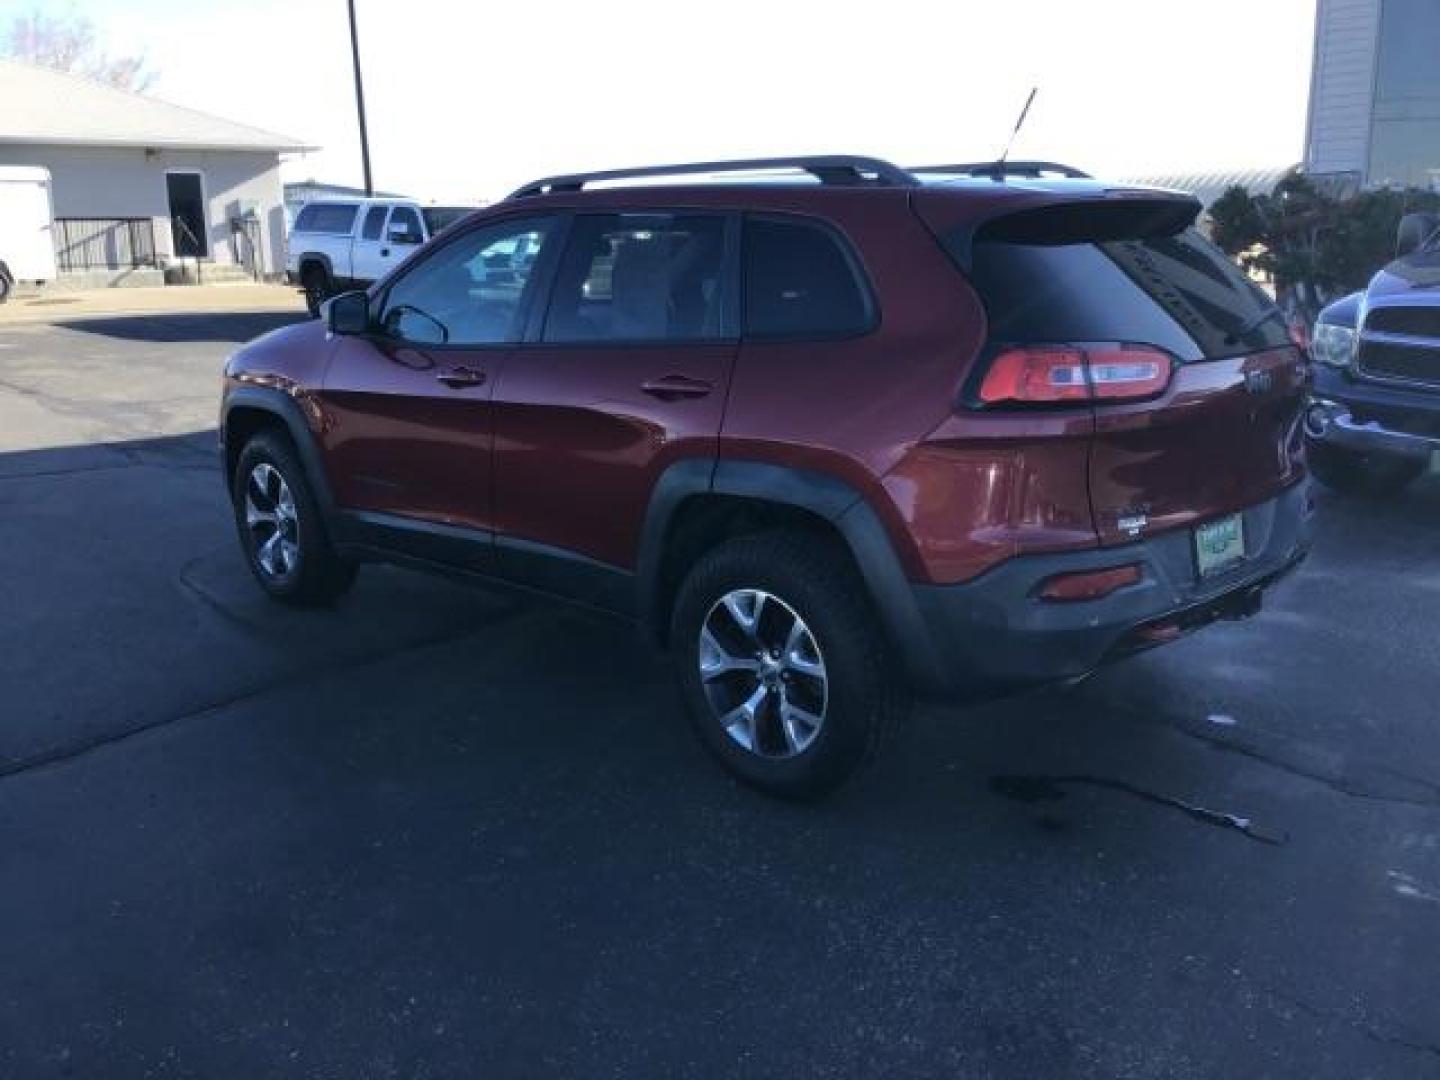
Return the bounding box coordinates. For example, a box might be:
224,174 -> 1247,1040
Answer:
1311,322 -> 1356,368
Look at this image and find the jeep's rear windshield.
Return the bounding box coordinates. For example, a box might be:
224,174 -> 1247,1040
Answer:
957,227 -> 1289,362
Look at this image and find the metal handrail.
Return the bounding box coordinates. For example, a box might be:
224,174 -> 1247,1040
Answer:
172,216 -> 204,284
508,155 -> 917,199
54,217 -> 157,271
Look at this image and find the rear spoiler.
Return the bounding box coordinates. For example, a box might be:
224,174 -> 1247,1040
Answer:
916,188 -> 1201,270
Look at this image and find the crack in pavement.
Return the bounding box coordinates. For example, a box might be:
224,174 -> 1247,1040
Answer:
1162,716 -> 1440,809
1075,694 -> 1440,810
0,458 -> 216,483
989,774 -> 1288,844
0,609 -> 530,784
0,368 -> 210,440
175,552 -> 282,636
1270,990 -> 1440,1062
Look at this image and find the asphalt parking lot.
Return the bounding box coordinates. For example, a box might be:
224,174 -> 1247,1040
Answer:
2,305 -> 1439,1079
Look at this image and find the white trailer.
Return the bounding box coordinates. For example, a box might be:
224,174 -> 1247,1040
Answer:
0,166 -> 57,301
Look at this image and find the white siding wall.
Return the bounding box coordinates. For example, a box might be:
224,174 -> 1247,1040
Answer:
0,144 -> 287,273
1305,0 -> 1382,175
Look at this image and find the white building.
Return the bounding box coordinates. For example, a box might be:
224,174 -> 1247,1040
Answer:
0,58 -> 314,284
1305,0 -> 1440,189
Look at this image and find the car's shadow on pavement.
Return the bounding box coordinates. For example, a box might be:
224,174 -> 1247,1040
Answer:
53,310 -> 308,343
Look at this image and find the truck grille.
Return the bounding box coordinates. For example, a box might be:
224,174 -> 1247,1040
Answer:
1357,339 -> 1440,387
1365,307 -> 1440,338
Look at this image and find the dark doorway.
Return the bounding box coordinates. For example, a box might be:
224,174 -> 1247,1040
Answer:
166,172 -> 208,258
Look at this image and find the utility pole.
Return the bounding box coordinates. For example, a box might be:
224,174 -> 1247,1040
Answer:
347,0 -> 374,196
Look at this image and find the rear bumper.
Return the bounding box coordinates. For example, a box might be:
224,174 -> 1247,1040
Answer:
906,482 -> 1312,694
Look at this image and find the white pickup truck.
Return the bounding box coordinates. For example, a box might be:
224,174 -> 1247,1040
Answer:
286,198 -> 474,315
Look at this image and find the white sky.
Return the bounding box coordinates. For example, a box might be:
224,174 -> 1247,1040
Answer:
8,0 -> 1319,203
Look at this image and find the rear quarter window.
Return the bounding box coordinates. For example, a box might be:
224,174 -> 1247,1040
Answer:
964,228 -> 1288,362
743,217 -> 874,340
293,203 -> 358,235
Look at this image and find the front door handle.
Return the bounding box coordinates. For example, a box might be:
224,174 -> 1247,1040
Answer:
437,367 -> 486,389
380,248 -> 391,257
640,375 -> 714,401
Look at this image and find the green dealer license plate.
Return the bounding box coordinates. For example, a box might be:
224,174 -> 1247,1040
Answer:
1194,513 -> 1246,578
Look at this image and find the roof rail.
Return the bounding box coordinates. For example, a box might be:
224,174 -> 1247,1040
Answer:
507,155 -> 917,199
910,160 -> 1092,180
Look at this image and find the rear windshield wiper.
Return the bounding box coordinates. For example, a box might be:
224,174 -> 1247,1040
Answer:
1226,306 -> 1285,344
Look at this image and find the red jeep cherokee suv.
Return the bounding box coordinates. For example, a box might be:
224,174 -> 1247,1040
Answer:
221,156 -> 1311,798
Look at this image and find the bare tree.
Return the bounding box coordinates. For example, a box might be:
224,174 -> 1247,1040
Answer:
5,10 -> 156,93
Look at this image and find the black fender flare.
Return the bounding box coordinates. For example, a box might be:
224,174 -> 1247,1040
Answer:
295,252 -> 335,281
635,458 -> 947,694
220,385 -> 338,518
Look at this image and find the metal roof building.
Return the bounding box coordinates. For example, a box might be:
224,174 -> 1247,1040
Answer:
1117,166 -> 1294,210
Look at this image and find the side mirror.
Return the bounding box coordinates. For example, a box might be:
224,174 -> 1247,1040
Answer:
1396,212 -> 1439,258
327,290 -> 371,335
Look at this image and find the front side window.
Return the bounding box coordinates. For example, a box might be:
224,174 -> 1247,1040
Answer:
543,214 -> 728,343
378,218 -> 554,346
743,217 -> 873,339
360,205 -> 388,241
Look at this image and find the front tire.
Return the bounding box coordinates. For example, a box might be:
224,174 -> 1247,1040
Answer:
1307,439 -> 1426,496
232,431 -> 357,606
670,531 -> 906,800
300,263 -> 332,318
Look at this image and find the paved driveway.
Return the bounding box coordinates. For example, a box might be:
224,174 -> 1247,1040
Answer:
1,310 -> 1438,1078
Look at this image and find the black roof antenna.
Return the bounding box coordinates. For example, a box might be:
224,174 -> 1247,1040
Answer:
994,87 -> 1038,177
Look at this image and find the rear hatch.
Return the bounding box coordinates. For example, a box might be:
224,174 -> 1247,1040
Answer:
926,189 -> 1306,547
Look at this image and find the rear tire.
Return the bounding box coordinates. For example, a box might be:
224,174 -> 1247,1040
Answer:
1307,439 -> 1426,497
232,430 -> 357,606
300,263 -> 332,318
670,530 -> 906,800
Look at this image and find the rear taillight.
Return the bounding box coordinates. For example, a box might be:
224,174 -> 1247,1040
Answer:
977,344 -> 1172,406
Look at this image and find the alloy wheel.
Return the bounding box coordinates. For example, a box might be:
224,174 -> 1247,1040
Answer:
244,462 -> 300,580
698,589 -> 828,758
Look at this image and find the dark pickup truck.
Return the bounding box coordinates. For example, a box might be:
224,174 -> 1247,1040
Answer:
1307,212 -> 1440,494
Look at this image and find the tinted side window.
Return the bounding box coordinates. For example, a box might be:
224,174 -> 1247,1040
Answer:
743,217 -> 872,339
360,205 -> 387,241
294,203 -> 357,235
379,218 -> 555,346
543,214 -> 728,343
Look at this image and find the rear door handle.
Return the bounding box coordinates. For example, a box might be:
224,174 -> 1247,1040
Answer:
437,367 -> 486,389
640,375 -> 714,401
